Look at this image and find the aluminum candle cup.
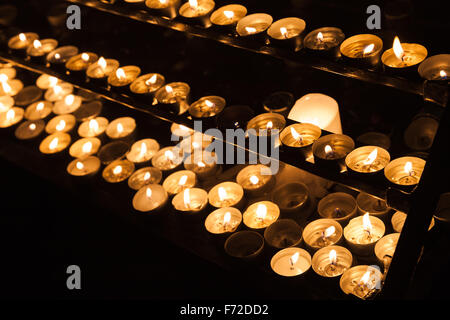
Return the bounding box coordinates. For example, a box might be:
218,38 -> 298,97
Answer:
106,117 -> 136,141
65,52 -> 99,78
208,181 -> 244,209
128,166 -> 163,191
170,123 -> 194,140
98,141 -> 130,165
13,85 -> 42,107
7,32 -> 39,56
67,156 -> 101,178
151,146 -> 184,172
0,68 -> 16,80
340,34 -> 383,69
318,192 -> 357,225
262,91 -> 294,117
183,150 -> 219,180
145,0 -> 181,19
217,105 -> 254,131
78,117 -> 109,138
0,107 -> 24,128
69,137 -> 102,158
14,120 -> 45,141
418,54 -> 450,81
26,39 -> 58,63
270,247 -> 311,277
312,245 -> 353,278
108,66 -> 141,94
236,13 -> 273,43
384,156 -> 426,192
267,17 -> 306,51
155,82 -> 190,115
178,0 -> 215,28
162,170 -> 197,196
236,164 -> 275,197
243,201 -> 280,231
46,46 -> 79,72
303,27 -> 345,59
24,101 -> 52,120
345,146 -> 390,181
224,231 -> 264,263
53,94 -> 82,115
263,219 -> 302,250
126,138 -> 160,165
102,159 -> 135,183
357,193 -> 390,221
35,74 -> 61,90
172,187 -> 208,216
45,114 -> 76,134
180,132 -> 213,154
0,79 -> 23,96
340,265 -> 382,300
210,4 -> 247,33
39,132 -> 71,154
280,123 -> 321,160
303,219 -> 343,252
381,36 -> 427,75
344,213 -> 385,256
312,134 -> 355,172
205,207 -> 242,235
73,100 -> 103,122
44,83 -> 74,102
86,57 -> 119,87
129,73 -> 165,102
246,112 -> 286,138
271,182 -> 311,223
132,184 -> 169,213
188,95 -> 225,126
374,233 -> 399,268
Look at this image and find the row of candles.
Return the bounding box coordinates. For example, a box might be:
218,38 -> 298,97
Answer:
99,0 -> 450,80
0,67 -> 415,300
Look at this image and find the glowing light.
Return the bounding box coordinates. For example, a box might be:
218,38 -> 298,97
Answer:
89,119 -> 99,132
329,249 -> 337,265
53,85 -> 62,95
317,32 -> 324,42
49,76 -> 58,87
189,0 -> 198,9
363,43 -> 375,56
116,68 -> 126,80
393,36 -> 404,61
6,109 -> 15,121
64,94 -> 75,105
145,74 -> 157,86
178,175 -> 188,186
165,150 -> 174,161
290,252 -> 299,266
245,26 -> 257,34
55,120 -> 66,131
205,100 -> 214,108
146,187 -> 152,198
116,123 -> 124,134
223,10 -> 234,19
49,137 -> 59,150
183,188 -> 191,208
98,57 -> 107,69
324,226 -> 336,238
165,85 -> 173,94
197,161 -> 206,168
0,74 -> 8,82
1,81 -> 11,94
440,70 -> 447,78
404,161 -> 413,175
218,187 -> 227,202
76,161 -> 84,170
143,172 -> 151,181
81,53 -> 90,62
290,126 -> 302,142
54,53 -> 61,60
360,271 -> 372,286
139,142 -> 147,158
33,40 -> 42,49
256,204 -> 267,220
29,123 -> 36,130
266,121 -> 273,129
249,175 -> 259,185
159,0 -> 167,4
19,33 -> 26,42
325,145 -> 333,156
82,141 -> 93,154
363,148 -> 378,165
113,165 -> 122,175
36,102 -> 44,111
280,27 -> 288,38
363,213 -> 373,234
224,211 -> 231,225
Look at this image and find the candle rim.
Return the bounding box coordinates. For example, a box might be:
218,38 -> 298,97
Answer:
205,207 -> 242,234
270,247 -> 311,277
236,13 -> 273,36
381,42 -> 428,68
267,17 -> 306,40
340,33 -> 383,58
210,4 -> 248,25
311,245 -> 353,277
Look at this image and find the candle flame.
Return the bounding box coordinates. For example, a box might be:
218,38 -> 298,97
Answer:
205,99 -> 214,108
440,70 -> 447,78
393,36 -> 404,61
6,109 -> 15,121
49,76 -> 58,87
223,10 -> 234,19
290,252 -> 299,266
280,27 -> 288,38
116,68 -> 126,80
218,187 -> 227,202
362,212 -> 373,233
266,121 -> 273,129
36,102 -> 44,111
139,142 -> 147,157
89,119 -> 99,132
324,226 -> 335,238
53,85 -> 62,95
146,187 -> 152,198
29,123 -> 36,130
143,172 -> 151,181
183,188 -> 191,207
64,94 -> 75,105
113,165 -> 122,175
197,161 -> 206,168
189,0 -> 198,9
33,39 -> 42,49
256,204 -> 267,220
363,43 -> 375,56
363,148 -> 378,165
49,137 -> 59,150
317,31 -> 324,42
145,74 -> 157,86
81,53 -> 90,62
159,0 -> 167,4
165,150 -> 174,161
245,26 -> 257,34
165,85 -> 173,94
1,80 -> 11,94
360,270 -> 372,286
0,74 -> 8,82
249,175 -> 259,185
19,33 -> 26,42
98,57 -> 107,70
329,249 -> 337,265
179,124 -> 189,131
54,53 -> 61,60
56,119 -> 66,131
76,161 -> 84,170
116,122 -> 124,134
404,161 -> 413,175
324,144 -> 333,155
82,141 -> 93,154
178,175 -> 188,186
290,126 -> 302,141
224,211 -> 231,224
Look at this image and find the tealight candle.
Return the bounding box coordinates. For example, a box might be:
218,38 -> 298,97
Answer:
73,100 -> 103,122
381,36 -> 427,71
65,52 -> 99,77
262,91 -> 294,116
267,17 -> 306,51
0,67 -> 16,80
52,94 -> 82,115
188,95 -> 226,121
340,34 -> 383,69
0,78 -> 23,96
105,117 -> 136,140
303,218 -> 343,251
26,39 -> 58,63
344,213 -> 385,256
340,265 -> 382,299
0,107 -> 24,128
170,122 -> 194,140
39,132 -> 71,154
132,184 -> 168,213
318,192 -> 357,225
145,0 -> 181,19
356,193 -> 390,221
129,73 -> 165,101
210,4 -> 247,30
312,134 -> 355,172
179,131 -> 213,154
236,164 -> 274,197
183,150 -> 219,180
86,57 -> 119,86
98,141 -> 130,165
205,207 -> 242,234
374,233 -> 399,267
126,138 -> 160,164
78,117 -> 109,138
35,74 -> 61,90
14,85 -> 43,107
280,123 -> 321,160
178,0 -> 215,28
45,114 -> 76,134
162,170 -> 196,196
243,201 -> 280,230
44,82 -> 74,102
24,100 -> 53,120
46,46 -> 79,71
151,146 -> 184,171
107,66 -> 141,92
246,112 -> 286,137
69,137 -> 101,158
0,96 -> 14,112
127,166 -> 163,190
66,156 -> 101,177
271,182 -> 311,220
172,187 -> 208,214
303,27 -> 345,59
7,32 -> 39,55
155,82 -> 191,115
236,13 -> 273,39
345,146 -> 390,178
208,181 -> 244,209
312,245 -> 353,278
14,120 -> 45,140
270,247 -> 311,277
224,230 -> 264,261
418,54 -> 450,81
384,156 -> 426,189
263,219 -> 303,249
102,159 -> 135,183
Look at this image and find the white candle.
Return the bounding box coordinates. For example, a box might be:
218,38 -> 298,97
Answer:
126,138 -> 160,164
45,114 -> 76,134
270,248 -> 311,277
78,117 -> 109,138
69,137 -> 102,158
106,117 -> 136,139
67,156 -> 101,177
24,100 -> 53,120
53,94 -> 82,114
132,184 -> 168,212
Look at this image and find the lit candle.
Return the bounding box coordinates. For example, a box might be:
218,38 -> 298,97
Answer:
312,134 -> 355,171
0,78 -> 23,96
170,122 -> 194,140
344,213 -> 385,256
303,218 -> 343,251
132,184 -> 169,213
318,192 -> 357,225
66,156 -> 101,177
39,132 -> 71,154
151,146 -> 184,171
14,120 -> 45,140
243,201 -> 280,230
267,17 -> 306,51
144,0 -> 182,19
381,36 -> 427,69
0,67 -> 16,80
107,66 -> 141,91
44,82 -> 74,102
340,34 -> 383,68
26,39 -> 58,62
105,117 -> 136,140
263,218 -> 303,249
0,107 -> 24,128
188,95 -> 226,119
303,27 -> 345,58
384,156 -> 426,188
236,164 -> 274,197
162,170 -> 196,196
24,100 -> 53,120
126,138 -> 160,164
52,94 -> 82,114
179,131 -> 214,154
36,74 -> 61,90
210,4 -> 247,28
0,96 -> 14,113
236,13 -> 273,37
418,54 -> 450,81
128,167 -> 163,191
130,73 -> 165,99
46,46 -> 79,70
7,32 -> 39,54
280,123 -> 321,160
345,146 -> 390,175
205,207 -> 242,234
172,187 -> 208,214
312,246 -> 353,277
155,82 -> 191,115
246,113 -> 286,137
65,52 -> 99,76
78,117 -> 109,138
183,150 -> 219,180
270,248 -> 311,277
86,57 -> 119,85
69,137 -> 101,158
178,0 -> 215,27
340,265 -> 382,299
45,114 -> 76,134
208,181 -> 244,209
102,159 -> 135,183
